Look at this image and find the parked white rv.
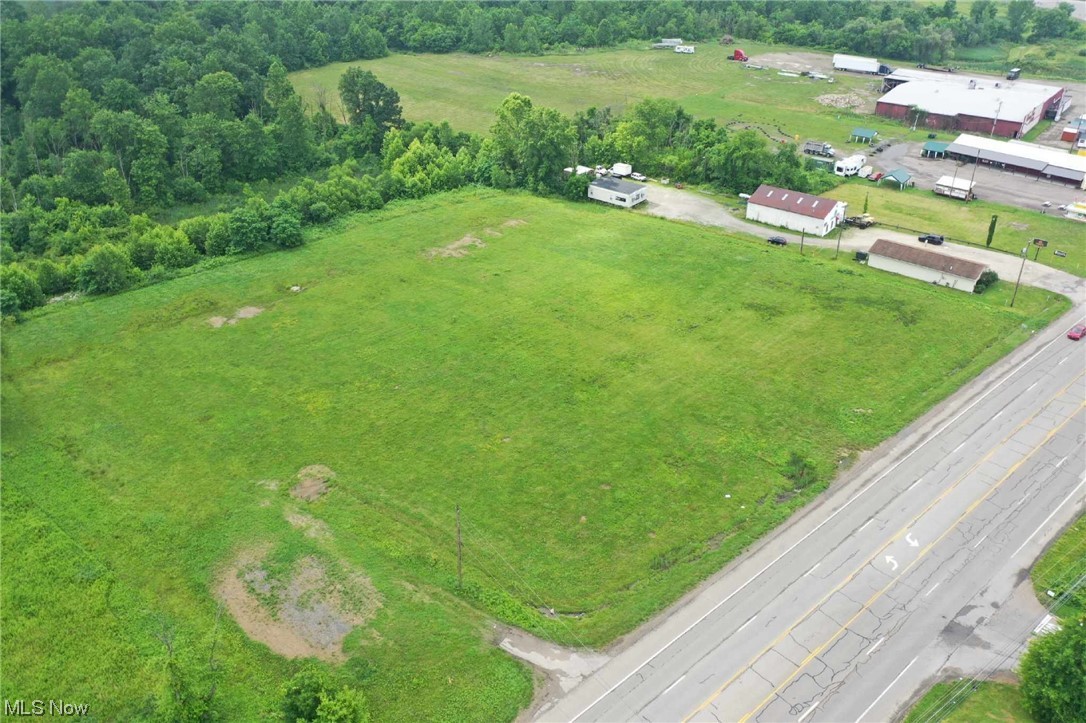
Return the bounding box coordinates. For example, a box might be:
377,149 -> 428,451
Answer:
674,45 -> 695,54
834,154 -> 867,177
610,162 -> 633,177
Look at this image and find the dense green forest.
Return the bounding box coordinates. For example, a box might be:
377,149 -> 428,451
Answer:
1,0 -> 1081,316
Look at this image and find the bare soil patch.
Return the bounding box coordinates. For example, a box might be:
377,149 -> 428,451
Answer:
753,51 -> 833,75
502,219 -> 528,228
290,465 -> 336,501
427,235 -> 486,259
285,509 -> 332,540
216,548 -> 381,662
482,228 -> 503,237
817,92 -> 865,110
207,306 -> 265,328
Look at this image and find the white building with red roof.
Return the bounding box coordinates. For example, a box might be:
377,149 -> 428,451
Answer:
745,185 -> 847,237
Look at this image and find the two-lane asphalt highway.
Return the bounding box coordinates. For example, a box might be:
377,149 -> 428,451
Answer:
538,310 -> 1085,723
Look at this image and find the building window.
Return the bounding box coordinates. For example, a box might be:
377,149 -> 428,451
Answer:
616,197 -> 627,203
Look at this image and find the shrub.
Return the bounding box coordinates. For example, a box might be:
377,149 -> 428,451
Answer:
0,264 -> 45,311
178,215 -> 217,253
173,177 -> 209,204
1020,617 -> 1086,723
77,244 -> 137,294
281,665 -> 327,722
270,210 -> 304,249
155,232 -> 199,269
34,258 -> 72,295
974,269 -> 999,294
784,452 -> 818,490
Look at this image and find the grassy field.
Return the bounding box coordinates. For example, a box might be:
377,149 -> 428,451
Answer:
1031,513 -> 1086,619
290,43 -> 954,145
903,681 -> 1034,723
1,189 -> 1068,720
827,182 -> 1086,277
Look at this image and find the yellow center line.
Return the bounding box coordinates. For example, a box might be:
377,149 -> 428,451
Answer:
736,401 -> 1084,723
682,372 -> 1084,723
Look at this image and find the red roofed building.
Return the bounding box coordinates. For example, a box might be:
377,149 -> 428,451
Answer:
745,184 -> 847,237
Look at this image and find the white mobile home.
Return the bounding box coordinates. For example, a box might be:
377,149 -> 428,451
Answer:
933,175 -> 976,200
674,45 -> 695,54
867,239 -> 986,291
834,154 -> 867,177
588,177 -> 647,208
745,184 -> 846,237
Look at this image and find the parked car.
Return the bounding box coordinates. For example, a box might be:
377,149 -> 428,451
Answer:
1068,324 -> 1086,340
869,172 -> 884,182
767,236 -> 787,246
918,234 -> 945,245
630,172 -> 647,181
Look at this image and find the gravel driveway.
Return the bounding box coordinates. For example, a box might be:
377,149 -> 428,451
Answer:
641,184 -> 1084,297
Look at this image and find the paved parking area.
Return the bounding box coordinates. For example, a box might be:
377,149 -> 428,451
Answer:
871,141 -> 1084,211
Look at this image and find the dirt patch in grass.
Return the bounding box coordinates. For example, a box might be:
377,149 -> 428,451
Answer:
482,228 -> 503,237
816,92 -> 865,109
216,548 -> 381,662
285,509 -> 332,540
427,235 -> 486,259
290,465 -> 336,501
208,306 -> 265,328
501,219 -> 527,228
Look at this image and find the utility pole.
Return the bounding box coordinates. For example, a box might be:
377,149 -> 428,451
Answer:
800,230 -> 805,256
1010,247 -> 1027,308
456,505 -> 463,589
834,224 -> 843,260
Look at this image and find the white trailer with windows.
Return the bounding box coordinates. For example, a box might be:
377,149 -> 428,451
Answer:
588,177 -> 647,208
674,45 -> 695,54
834,154 -> 867,177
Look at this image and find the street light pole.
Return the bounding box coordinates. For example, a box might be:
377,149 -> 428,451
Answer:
1010,246 -> 1027,308
835,224 -> 843,260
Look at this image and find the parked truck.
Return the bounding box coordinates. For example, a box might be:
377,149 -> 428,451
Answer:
834,154 -> 867,177
728,48 -> 748,62
833,54 -> 892,75
610,162 -> 632,177
802,141 -> 835,157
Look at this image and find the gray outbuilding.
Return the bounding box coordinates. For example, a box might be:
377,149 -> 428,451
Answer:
588,177 -> 647,208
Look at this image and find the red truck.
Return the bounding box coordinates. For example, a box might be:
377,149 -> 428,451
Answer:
729,49 -> 748,62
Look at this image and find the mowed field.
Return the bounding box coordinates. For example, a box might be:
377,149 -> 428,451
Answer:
826,183 -> 1086,277
289,43 -> 950,144
1,189 -> 1068,720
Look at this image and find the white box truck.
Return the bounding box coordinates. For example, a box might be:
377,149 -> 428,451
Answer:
833,54 -> 884,74
834,154 -> 867,177
611,162 -> 633,177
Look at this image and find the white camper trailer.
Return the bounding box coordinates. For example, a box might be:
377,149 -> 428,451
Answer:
834,154 -> 867,177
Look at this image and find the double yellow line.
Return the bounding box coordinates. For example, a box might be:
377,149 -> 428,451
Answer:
683,373 -> 1085,723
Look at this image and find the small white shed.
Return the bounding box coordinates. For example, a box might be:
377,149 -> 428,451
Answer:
588,177 -> 647,208
867,239 -> 986,292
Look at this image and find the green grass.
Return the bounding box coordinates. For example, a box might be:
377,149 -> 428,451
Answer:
290,43 -> 956,145
904,680 -> 1035,723
1031,514 -> 1086,620
826,182 -> 1086,277
1,188 -> 1068,720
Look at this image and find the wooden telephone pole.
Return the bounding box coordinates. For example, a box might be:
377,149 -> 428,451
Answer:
456,505 -> 463,588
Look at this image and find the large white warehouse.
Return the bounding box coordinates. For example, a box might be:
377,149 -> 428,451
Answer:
745,184 -> 846,237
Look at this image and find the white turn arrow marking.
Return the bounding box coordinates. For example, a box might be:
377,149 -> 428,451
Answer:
885,555 -> 899,572
905,533 -> 919,548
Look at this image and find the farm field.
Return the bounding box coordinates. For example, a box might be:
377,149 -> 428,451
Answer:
1,189 -> 1068,721
828,182 -> 1086,277
289,43 -> 951,144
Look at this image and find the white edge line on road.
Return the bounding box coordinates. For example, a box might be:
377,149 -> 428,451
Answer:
854,656 -> 918,723
805,563 -> 821,577
858,519 -> 874,532
972,534 -> 988,549
1025,381 -> 1039,393
662,675 -> 686,696
566,329 -> 1072,722
1012,473 -> 1086,558
868,636 -> 886,655
797,700 -> 820,723
952,441 -> 967,455
1055,455 -> 1068,469
924,583 -> 940,597
905,479 -> 922,492
735,615 -> 758,635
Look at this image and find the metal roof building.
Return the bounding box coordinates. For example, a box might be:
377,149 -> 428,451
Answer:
867,239 -> 986,292
588,177 -> 647,208
945,133 -> 1086,188
745,184 -> 847,237
875,74 -> 1066,138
